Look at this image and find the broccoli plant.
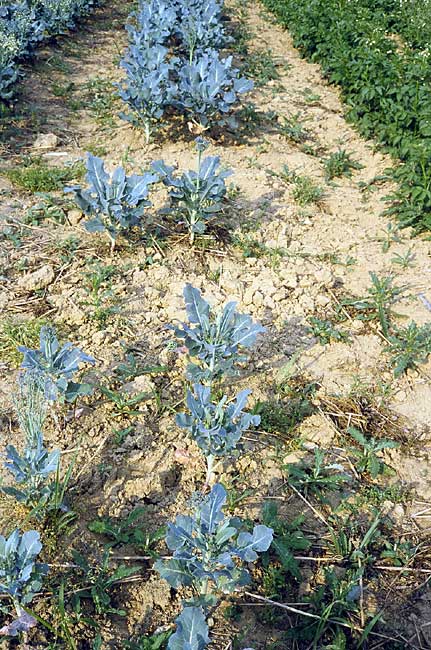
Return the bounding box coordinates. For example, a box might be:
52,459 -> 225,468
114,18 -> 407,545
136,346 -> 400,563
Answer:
3,432 -> 60,509
177,384 -> 260,484
117,43 -> 177,142
0,529 -> 47,619
168,606 -> 210,650
65,154 -> 158,249
174,50 -> 253,127
19,325 -> 95,402
152,138 -> 232,242
128,0 -> 176,46
170,284 -> 265,383
156,483 -> 273,607
176,0 -> 227,63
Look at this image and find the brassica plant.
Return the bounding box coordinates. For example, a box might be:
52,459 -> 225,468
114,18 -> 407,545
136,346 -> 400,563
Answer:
117,43 -> 177,142
168,606 -> 210,650
65,154 -> 158,249
128,0 -> 176,46
170,284 -> 265,383
0,529 -> 47,609
174,50 -> 253,127
177,384 -> 260,483
176,0 -> 227,62
19,325 -> 95,402
152,137 -> 232,242
156,483 -> 273,607
3,432 -> 60,508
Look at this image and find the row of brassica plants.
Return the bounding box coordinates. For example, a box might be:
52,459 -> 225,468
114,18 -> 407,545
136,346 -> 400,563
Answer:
116,0 -> 253,141
0,287 -> 273,647
0,0 -> 103,101
259,0 -> 431,234
66,137 -> 232,248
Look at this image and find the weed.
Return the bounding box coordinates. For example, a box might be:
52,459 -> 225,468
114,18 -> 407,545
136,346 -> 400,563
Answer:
82,262 -> 119,327
0,317 -> 46,366
88,507 -> 165,556
302,88 -> 321,105
124,631 -> 172,650
254,391 -> 314,438
4,158 -> 84,193
285,448 -> 350,499
278,112 -> 309,143
391,248 -> 415,268
324,149 -> 363,181
71,550 -> 139,616
377,223 -> 402,253
278,165 -> 324,205
385,321 -> 431,376
23,194 -> 73,226
242,49 -> 280,86
347,427 -> 398,478
340,272 -> 406,337
84,77 -> 118,126
262,502 -> 310,582
100,386 -> 152,418
307,317 -> 350,345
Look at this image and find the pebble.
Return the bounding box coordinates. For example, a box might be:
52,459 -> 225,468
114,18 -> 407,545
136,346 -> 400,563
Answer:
17,264 -> 54,291
33,133 -> 58,150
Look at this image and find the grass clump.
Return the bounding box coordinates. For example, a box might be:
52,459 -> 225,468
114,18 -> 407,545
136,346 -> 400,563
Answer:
0,317 -> 46,366
4,157 -> 85,193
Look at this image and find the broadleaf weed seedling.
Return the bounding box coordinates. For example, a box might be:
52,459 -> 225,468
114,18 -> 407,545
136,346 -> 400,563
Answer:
323,149 -> 363,181
170,284 -> 265,384
88,507 -> 165,557
307,316 -> 350,345
347,427 -> 399,479
340,272 -> 407,338
284,448 -> 350,500
384,321 -> 431,377
152,138 -> 232,243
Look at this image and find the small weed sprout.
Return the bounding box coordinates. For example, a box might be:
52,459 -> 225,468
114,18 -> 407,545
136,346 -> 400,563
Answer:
347,427 -> 399,478
153,138 -> 232,243
324,149 -> 363,181
385,321 -> 431,376
170,284 -> 265,383
177,384 -> 260,484
285,448 -> 350,500
65,154 -> 158,250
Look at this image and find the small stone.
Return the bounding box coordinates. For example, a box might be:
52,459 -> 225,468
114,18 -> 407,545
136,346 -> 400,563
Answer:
92,330 -> 107,345
253,291 -> 264,307
18,264 -> 55,291
33,133 -> 58,150
243,289 -> 254,306
67,209 -> 83,225
315,295 -> 331,307
0,291 -> 9,310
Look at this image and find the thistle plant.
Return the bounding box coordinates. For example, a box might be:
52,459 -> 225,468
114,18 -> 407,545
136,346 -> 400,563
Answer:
155,483 -> 273,608
177,384 -> 260,484
65,154 -> 158,250
170,284 -> 265,383
0,529 -> 47,634
152,138 -> 232,243
19,325 -> 95,403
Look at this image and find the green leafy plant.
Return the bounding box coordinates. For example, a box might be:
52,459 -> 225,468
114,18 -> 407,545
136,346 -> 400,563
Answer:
323,149 -> 362,181
88,507 -> 165,557
307,317 -> 350,345
284,448 -> 350,499
341,273 -> 406,337
385,321 -> 431,376
5,158 -> 84,193
347,427 -> 398,478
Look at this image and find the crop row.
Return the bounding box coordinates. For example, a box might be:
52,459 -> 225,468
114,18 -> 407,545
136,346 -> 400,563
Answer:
116,0 -> 253,140
0,286 -> 272,649
260,0 -> 431,233
0,0 -> 104,101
